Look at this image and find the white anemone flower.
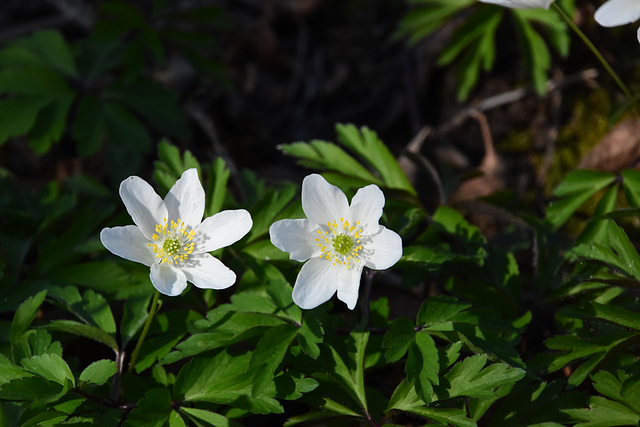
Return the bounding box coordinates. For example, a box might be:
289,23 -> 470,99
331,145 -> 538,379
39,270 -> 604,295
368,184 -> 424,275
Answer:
269,174 -> 402,310
100,168 -> 252,296
595,0 -> 640,43
478,0 -> 555,9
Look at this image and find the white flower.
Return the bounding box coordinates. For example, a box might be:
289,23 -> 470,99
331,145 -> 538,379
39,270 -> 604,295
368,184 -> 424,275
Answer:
100,168 -> 252,296
595,0 -> 640,43
478,0 -> 555,9
269,174 -> 402,310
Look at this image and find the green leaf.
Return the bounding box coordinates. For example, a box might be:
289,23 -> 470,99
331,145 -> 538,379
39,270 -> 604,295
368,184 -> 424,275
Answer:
180,407 -> 234,427
28,95 -> 73,154
297,311 -> 324,359
383,317 -> 415,363
44,319 -> 118,351
81,290 -> 116,334
571,220 -> 640,281
568,301 -> 640,331
103,102 -> 151,152
417,296 -> 472,327
335,124 -> 416,194
0,67 -> 72,95
546,170 -> 615,229
406,332 -> 439,403
250,324 -> 298,371
576,185 -> 618,245
206,157 -> 230,216
123,388 -> 172,427
10,291 -> 48,349
0,95 -> 51,145
19,30 -> 78,77
552,170 -> 616,197
440,354 -> 525,399
169,410 -> 187,427
120,293 -> 153,350
105,79 -> 188,139
73,95 -> 106,156
621,169 -> 640,207
21,353 -> 74,387
563,396 -> 640,427
174,351 -> 281,414
408,406 -> 477,427
279,140 -> 382,184
397,0 -> 476,44
79,359 -> 117,385
436,6 -> 502,101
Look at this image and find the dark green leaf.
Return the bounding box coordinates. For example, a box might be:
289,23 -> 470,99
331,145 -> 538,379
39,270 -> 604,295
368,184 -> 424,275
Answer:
79,359 -> 117,385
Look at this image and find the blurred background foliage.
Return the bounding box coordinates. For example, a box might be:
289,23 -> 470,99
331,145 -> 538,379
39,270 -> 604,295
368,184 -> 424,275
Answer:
2,0 -> 640,425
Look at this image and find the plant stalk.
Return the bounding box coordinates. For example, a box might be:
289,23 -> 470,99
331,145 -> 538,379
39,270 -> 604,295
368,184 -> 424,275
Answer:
127,290 -> 161,374
551,3 -> 637,111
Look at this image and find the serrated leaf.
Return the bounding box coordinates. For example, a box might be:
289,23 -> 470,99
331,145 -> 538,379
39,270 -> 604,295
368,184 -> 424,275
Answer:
21,353 -> 74,387
563,396 -> 640,427
79,359 -> 117,385
417,296 -> 472,327
441,354 -> 525,399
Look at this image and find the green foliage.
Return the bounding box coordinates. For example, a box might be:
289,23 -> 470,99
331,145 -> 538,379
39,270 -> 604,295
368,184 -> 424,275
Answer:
1,9 -> 640,421
398,0 -> 573,100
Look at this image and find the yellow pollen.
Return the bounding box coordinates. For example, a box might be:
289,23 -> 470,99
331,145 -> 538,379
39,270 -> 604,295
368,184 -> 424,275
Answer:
315,217 -> 365,269
146,217 -> 197,266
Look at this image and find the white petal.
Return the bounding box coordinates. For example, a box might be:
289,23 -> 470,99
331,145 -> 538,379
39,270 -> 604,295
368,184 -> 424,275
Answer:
637,26 -> 640,43
301,174 -> 350,226
349,184 -> 385,233
595,0 -> 640,27
180,253 -> 237,290
292,258 -> 338,309
119,175 -> 167,240
269,219 -> 322,262
194,209 -> 253,253
478,0 -> 554,8
164,168 -> 205,230
100,226 -> 156,267
364,226 -> 403,270
336,265 -> 365,310
150,263 -> 188,296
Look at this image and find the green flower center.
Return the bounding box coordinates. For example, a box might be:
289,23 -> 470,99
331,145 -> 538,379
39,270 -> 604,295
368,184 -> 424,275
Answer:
147,218 -> 196,265
315,217 -> 364,269
332,234 -> 354,255
162,237 -> 181,255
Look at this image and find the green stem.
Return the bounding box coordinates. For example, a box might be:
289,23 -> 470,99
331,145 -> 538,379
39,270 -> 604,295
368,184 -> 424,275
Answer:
551,3 -> 637,110
127,290 -> 161,374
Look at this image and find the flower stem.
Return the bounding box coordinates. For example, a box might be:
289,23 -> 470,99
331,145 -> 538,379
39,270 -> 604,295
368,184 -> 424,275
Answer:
127,291 -> 161,374
551,3 -> 637,111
